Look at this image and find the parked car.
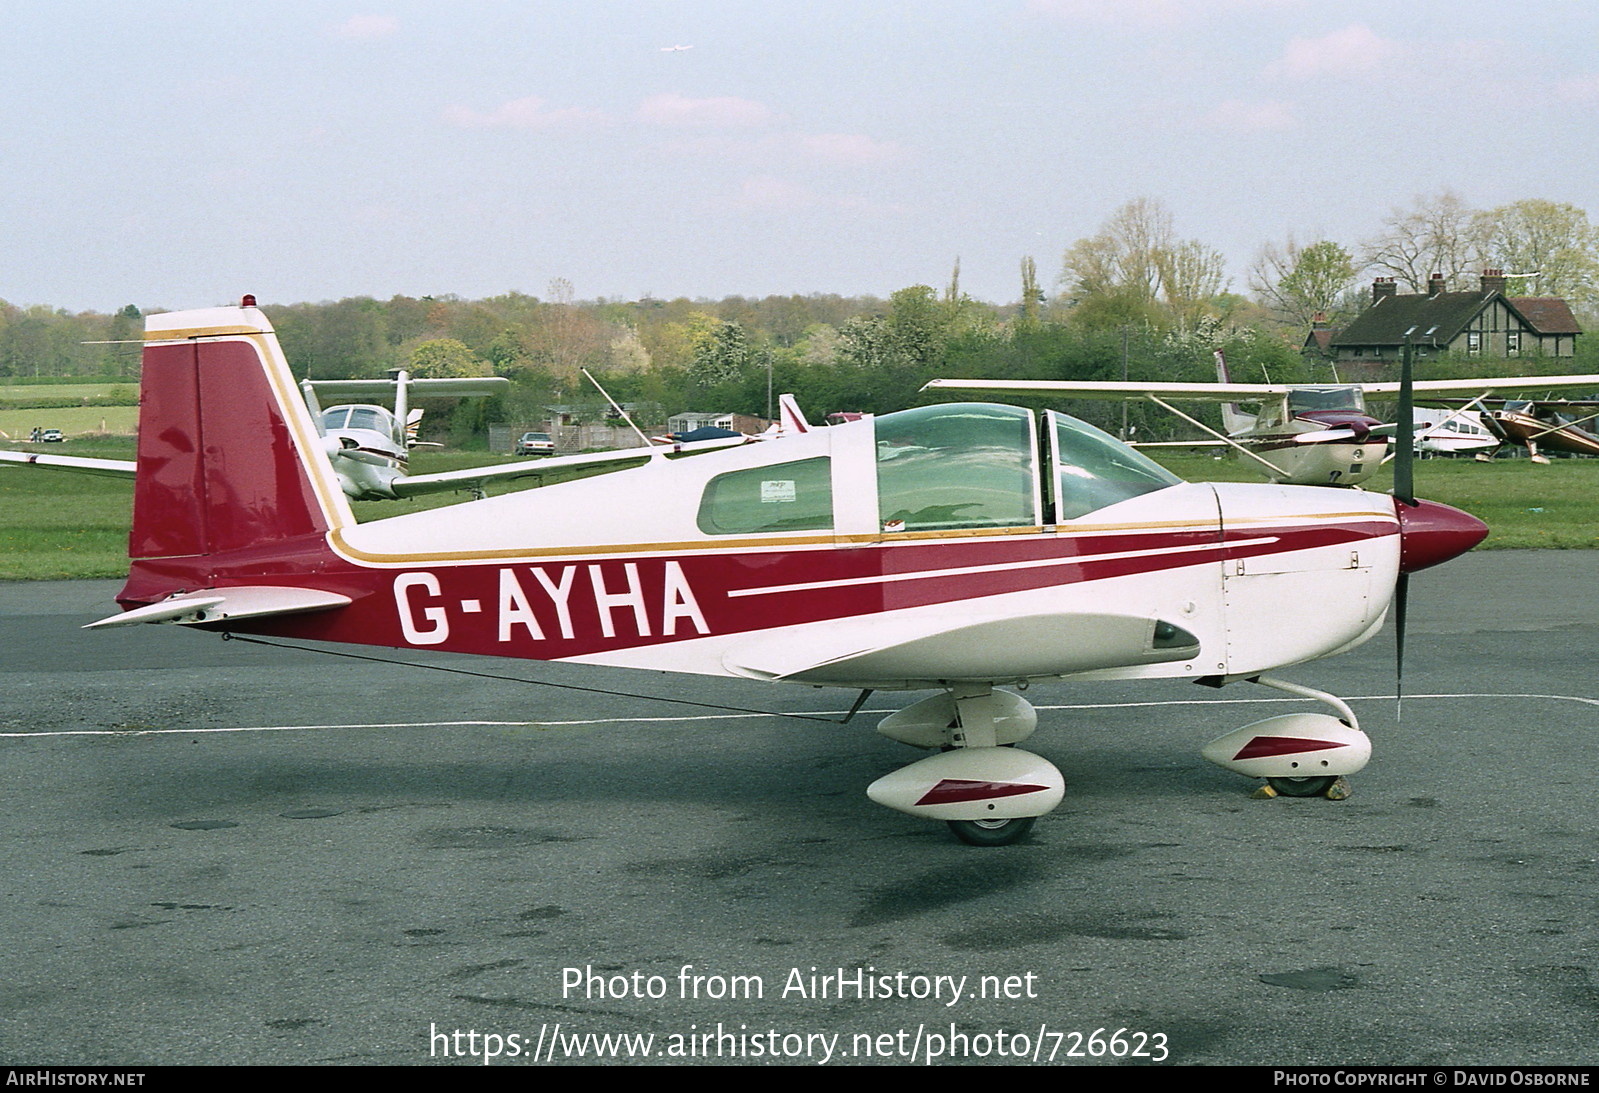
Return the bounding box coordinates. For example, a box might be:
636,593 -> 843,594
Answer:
37,428 -> 64,442
515,431 -> 555,456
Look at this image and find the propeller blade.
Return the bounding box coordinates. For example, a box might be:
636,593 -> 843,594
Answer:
1295,428 -> 1358,444
1394,571 -> 1408,722
1394,334 -> 1416,506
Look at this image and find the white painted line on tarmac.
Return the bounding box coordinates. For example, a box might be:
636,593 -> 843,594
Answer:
1,691 -> 1594,739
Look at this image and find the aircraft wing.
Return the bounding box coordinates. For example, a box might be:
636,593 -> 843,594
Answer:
1363,374 -> 1599,399
303,377 -> 511,399
0,450 -> 136,478
388,434 -> 750,499
926,374 -> 1599,404
923,378 -> 1293,401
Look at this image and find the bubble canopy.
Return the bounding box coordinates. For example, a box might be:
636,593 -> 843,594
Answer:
874,403 -> 1181,531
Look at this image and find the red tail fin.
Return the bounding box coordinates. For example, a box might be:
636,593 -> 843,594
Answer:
123,305 -> 351,599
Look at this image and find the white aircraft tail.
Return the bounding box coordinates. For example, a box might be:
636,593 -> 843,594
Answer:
779,393 -> 811,435
1214,351 -> 1255,436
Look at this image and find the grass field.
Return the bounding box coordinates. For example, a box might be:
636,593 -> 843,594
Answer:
0,382 -> 137,405
0,405 -> 139,441
0,439 -> 1594,580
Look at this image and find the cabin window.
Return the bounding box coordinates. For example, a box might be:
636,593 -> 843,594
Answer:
347,408 -> 388,433
1289,387 -> 1367,414
697,457 -> 833,535
1049,412 -> 1181,520
1467,332 -> 1482,356
1506,330 -> 1520,356
874,404 -> 1037,532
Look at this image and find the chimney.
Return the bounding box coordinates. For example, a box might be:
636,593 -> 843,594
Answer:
1427,272 -> 1446,297
1310,311 -> 1329,329
1480,268 -> 1507,295
1373,278 -> 1398,304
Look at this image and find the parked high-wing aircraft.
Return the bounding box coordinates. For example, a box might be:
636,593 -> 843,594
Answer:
925,352 -> 1599,487
81,302 -> 1488,845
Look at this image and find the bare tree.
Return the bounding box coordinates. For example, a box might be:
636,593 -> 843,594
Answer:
1159,239 -> 1229,329
1061,197 -> 1174,303
1361,189 -> 1481,291
1060,198 -> 1227,328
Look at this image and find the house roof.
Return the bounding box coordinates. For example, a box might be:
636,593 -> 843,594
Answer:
1509,296 -> 1582,335
1329,291 -> 1492,348
1330,289 -> 1584,348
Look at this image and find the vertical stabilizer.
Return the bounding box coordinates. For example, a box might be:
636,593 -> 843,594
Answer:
128,304 -> 353,569
779,392 -> 811,434
1213,350 -> 1256,436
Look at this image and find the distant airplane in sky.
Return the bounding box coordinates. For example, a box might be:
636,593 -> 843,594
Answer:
660,44 -> 693,52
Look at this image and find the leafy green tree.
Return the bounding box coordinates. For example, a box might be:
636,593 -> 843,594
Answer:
687,318 -> 751,387
1474,199 -> 1599,306
409,338 -> 489,378
1251,238 -> 1359,329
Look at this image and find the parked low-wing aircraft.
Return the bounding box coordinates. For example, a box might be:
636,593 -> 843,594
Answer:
297,371 -> 511,499
81,302 -> 1489,845
925,353 -> 1599,487
1471,399 -> 1599,463
1411,408 -> 1497,457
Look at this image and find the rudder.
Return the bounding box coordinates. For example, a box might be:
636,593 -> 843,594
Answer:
129,303 -> 351,564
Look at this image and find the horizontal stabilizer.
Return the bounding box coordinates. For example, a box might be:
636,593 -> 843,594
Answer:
86,586 -> 352,629
304,377 -> 511,399
0,450 -> 136,478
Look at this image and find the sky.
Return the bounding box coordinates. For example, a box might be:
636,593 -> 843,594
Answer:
6,0 -> 1599,313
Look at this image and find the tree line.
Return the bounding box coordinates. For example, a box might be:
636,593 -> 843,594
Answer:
4,190 -> 1596,443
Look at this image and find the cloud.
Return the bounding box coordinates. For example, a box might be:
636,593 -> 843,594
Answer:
329,15 -> 399,40
796,133 -> 909,166
638,93 -> 775,128
1028,0 -> 1296,29
1204,98 -> 1296,131
443,97 -> 608,130
1266,24 -> 1404,80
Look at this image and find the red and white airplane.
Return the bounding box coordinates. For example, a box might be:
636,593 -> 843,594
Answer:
84,302 -> 1488,845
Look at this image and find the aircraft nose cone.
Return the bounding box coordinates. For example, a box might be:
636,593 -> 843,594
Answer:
1397,499 -> 1489,573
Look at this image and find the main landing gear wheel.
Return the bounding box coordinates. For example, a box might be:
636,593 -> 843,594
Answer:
947,816 -> 1035,847
1266,775 -> 1339,798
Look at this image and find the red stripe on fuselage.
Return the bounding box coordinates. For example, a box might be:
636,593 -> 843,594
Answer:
182,515 -> 1394,662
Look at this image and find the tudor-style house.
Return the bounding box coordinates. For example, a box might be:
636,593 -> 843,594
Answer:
1327,270 -> 1582,364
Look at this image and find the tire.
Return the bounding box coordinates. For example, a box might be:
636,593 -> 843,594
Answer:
947,816 -> 1035,847
1266,776 -> 1339,798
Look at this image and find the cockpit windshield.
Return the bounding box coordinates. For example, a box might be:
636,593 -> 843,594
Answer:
1049,412 -> 1181,520
1288,387 -> 1367,414
322,405 -> 398,442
